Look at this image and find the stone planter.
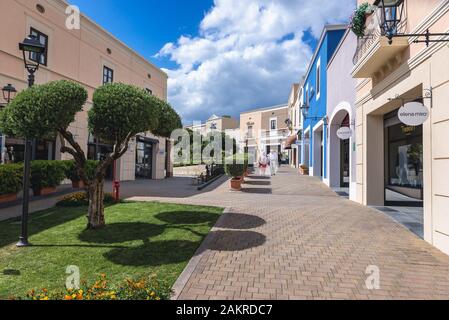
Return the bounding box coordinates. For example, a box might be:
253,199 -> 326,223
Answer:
0,193 -> 18,204
72,180 -> 85,189
230,177 -> 243,191
299,167 -> 309,176
33,186 -> 57,197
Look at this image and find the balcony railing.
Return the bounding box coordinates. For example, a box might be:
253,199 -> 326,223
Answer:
353,6 -> 408,67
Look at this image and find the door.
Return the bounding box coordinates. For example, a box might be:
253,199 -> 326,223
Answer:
340,139 -> 350,187
136,141 -> 153,179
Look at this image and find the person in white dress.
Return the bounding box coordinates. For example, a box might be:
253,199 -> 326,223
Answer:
269,151 -> 278,176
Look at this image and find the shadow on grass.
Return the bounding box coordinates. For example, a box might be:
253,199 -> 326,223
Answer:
104,240 -> 202,266
79,223 -> 165,244
0,206 -> 87,248
155,210 -> 221,226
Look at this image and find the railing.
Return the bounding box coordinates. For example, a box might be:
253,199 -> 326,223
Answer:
353,7 -> 408,65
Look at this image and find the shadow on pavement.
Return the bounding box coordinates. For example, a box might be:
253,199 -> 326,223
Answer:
244,180 -> 271,186
202,230 -> 266,252
241,188 -> 272,194
214,213 -> 266,230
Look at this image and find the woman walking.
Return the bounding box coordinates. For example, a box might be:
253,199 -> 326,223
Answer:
258,152 -> 268,176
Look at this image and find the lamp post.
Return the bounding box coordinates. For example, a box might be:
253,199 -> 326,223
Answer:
2,84 -> 17,104
16,35 -> 46,248
375,0 -> 449,46
1,84 -> 16,165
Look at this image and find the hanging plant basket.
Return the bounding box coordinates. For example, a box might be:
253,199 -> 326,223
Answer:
349,3 -> 375,38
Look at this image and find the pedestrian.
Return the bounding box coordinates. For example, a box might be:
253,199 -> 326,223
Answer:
258,152 -> 268,176
269,150 -> 278,176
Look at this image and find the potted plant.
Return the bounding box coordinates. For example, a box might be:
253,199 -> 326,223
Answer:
299,164 -> 309,176
0,164 -> 23,203
31,160 -> 66,196
349,3 -> 375,38
224,155 -> 246,191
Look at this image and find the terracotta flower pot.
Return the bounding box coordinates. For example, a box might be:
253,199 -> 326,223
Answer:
33,186 -> 57,196
72,180 -> 85,189
230,177 -> 242,191
0,193 -> 18,204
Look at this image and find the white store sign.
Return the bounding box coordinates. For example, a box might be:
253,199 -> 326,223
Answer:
337,127 -> 352,140
398,102 -> 429,126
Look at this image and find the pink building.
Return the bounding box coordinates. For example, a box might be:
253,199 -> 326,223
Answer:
0,0 -> 171,180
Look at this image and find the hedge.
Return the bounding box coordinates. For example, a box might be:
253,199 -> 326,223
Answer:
30,160 -> 67,191
0,164 -> 23,196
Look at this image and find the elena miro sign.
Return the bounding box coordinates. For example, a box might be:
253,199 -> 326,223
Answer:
398,102 -> 429,126
337,127 -> 352,140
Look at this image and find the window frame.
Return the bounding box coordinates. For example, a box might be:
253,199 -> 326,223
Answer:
270,118 -> 278,131
103,66 -> 114,84
29,27 -> 49,66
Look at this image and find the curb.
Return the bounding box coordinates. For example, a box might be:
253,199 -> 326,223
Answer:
170,207 -> 232,300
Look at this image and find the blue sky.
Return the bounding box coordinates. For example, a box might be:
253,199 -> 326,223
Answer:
69,0 -> 214,69
68,0 -> 354,123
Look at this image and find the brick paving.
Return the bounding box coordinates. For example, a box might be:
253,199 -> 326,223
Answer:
127,167 -> 449,300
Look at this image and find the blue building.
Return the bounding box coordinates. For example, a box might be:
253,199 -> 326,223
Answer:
300,25 -> 346,180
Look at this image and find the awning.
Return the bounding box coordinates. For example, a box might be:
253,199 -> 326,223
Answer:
284,135 -> 297,150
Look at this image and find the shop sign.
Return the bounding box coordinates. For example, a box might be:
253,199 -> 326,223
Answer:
398,102 -> 429,126
337,127 -> 352,140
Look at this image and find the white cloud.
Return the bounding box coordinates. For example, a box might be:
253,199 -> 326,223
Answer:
158,0 -> 355,123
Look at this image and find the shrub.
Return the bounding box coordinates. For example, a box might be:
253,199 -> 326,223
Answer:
23,274 -> 172,300
224,154 -> 246,179
0,164 -> 23,196
63,160 -> 99,182
30,160 -> 66,191
56,191 -> 115,207
349,3 -> 374,38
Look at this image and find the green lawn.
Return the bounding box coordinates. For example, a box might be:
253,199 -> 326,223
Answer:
0,202 -> 223,298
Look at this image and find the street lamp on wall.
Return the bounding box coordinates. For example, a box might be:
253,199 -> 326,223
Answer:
19,35 -> 46,87
375,0 -> 449,46
16,35 -> 46,248
2,84 -> 17,104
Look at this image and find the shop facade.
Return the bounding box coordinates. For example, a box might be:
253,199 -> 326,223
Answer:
326,30 -> 358,201
352,0 -> 449,253
300,25 -> 346,180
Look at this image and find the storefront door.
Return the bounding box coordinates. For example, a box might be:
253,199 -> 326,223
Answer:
135,139 -> 153,179
384,110 -> 423,207
340,139 -> 350,188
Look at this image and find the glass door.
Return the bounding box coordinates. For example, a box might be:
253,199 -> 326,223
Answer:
135,141 -> 153,179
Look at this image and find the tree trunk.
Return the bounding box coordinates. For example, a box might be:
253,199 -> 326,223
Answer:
87,178 -> 106,229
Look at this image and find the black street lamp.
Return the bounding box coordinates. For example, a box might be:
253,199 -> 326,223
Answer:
2,84 -> 17,104
16,35 -> 46,248
375,0 -> 449,46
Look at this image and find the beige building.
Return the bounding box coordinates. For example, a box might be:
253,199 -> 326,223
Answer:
285,83 -> 301,168
352,0 -> 449,253
0,0 -> 171,181
185,114 -> 239,137
240,104 -> 289,164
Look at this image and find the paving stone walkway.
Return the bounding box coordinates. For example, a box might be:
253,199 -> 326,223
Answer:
127,167 -> 449,300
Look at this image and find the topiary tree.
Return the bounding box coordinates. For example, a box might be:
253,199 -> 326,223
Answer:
0,80 -> 182,229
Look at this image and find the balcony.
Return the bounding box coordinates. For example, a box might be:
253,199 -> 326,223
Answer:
260,129 -> 289,142
352,7 -> 408,79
